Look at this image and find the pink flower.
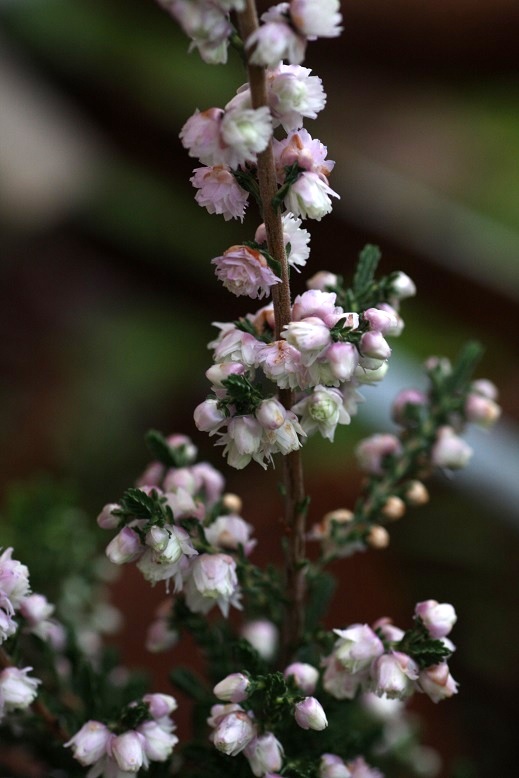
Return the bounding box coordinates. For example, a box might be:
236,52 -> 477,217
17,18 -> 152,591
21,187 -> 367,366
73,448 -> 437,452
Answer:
212,245 -> 281,299
292,385 -> 350,441
331,624 -> 385,673
180,108 -> 225,166
137,720 -> 178,761
371,651 -> 419,700
417,662 -> 458,703
184,553 -> 241,617
110,730 -> 147,772
346,756 -> 384,777
65,720 -> 112,766
191,165 -> 249,221
255,212 -> 311,271
275,128 -> 334,179
105,527 -> 143,565
359,331 -> 391,360
320,753 -> 352,778
159,0 -> 233,64
240,619 -> 279,660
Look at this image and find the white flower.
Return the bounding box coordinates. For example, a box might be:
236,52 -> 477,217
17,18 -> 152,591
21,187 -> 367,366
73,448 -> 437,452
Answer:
292,385 -> 350,441
65,720 -> 112,766
0,666 -> 40,714
110,730 -> 148,772
138,720 -> 179,761
285,171 -> 339,220
267,64 -> 326,131
184,553 -> 241,617
0,548 -> 31,608
210,704 -> 256,756
220,105 -> 273,169
371,651 -> 419,700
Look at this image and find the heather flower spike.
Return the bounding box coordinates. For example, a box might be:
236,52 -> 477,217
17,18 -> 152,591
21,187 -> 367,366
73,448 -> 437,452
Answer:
0,2 -> 502,776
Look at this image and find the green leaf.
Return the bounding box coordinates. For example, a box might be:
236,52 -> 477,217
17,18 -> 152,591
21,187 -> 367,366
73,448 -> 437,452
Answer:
352,244 -> 381,295
221,374 -> 264,415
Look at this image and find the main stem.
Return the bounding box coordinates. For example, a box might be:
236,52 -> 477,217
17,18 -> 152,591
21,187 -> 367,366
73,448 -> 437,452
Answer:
237,2 -> 307,661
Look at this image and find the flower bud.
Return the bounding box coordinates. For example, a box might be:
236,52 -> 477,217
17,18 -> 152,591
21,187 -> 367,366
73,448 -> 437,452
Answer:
19,593 -> 54,625
391,388 -> 427,426
194,398 -> 226,433
389,271 -> 416,300
96,503 -> 120,530
105,527 -> 142,565
326,342 -> 358,382
138,720 -> 178,761
306,271 -> 338,291
241,619 -> 278,660
381,496 -> 406,521
356,434 -> 402,475
432,427 -> 472,470
294,696 -> 328,730
360,331 -> 391,360
256,397 -> 286,430
228,415 -> 263,455
363,307 -> 399,334
244,732 -> 284,776
415,600 -> 457,638
222,492 -> 243,513
143,692 -> 178,719
213,673 -> 251,703
367,525 -> 390,549
213,709 -> 256,756
284,662 -> 319,694
465,393 -> 501,428
471,378 -> 498,400
405,480 -> 429,506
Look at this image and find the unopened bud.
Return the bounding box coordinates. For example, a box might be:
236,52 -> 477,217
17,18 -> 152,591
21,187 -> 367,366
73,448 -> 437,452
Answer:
284,662 -> 319,694
306,270 -> 338,291
294,697 -> 328,730
381,496 -> 406,521
222,493 -> 243,514
214,673 -> 251,703
405,480 -> 429,506
367,525 -> 390,549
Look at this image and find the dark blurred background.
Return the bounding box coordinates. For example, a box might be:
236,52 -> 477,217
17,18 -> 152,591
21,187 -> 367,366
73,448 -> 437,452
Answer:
1,1 -> 518,776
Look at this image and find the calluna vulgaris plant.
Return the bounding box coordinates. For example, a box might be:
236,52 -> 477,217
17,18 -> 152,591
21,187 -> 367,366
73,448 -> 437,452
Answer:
0,2 -> 503,777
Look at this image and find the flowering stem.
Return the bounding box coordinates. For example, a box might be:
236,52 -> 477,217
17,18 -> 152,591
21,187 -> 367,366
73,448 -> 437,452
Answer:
237,1 -> 306,660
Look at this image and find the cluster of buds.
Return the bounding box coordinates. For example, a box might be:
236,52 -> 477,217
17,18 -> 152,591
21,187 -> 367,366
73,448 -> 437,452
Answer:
209,662 -> 329,773
98,434 -> 250,616
66,693 -> 178,775
322,602 -> 458,705
195,279 -> 413,467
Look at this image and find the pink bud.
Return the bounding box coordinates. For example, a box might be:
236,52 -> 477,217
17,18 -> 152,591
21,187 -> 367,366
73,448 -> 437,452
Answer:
355,434 -> 402,475
256,397 -> 287,430
432,427 -> 472,469
214,672 -> 250,703
213,710 -> 256,756
244,732 -> 284,777
194,398 -> 226,433
359,331 -> 391,360
415,600 -> 457,638
241,619 -> 278,660
206,361 -> 246,388
294,696 -> 328,730
465,393 -> 501,428
306,271 -> 338,291
105,527 -> 142,565
326,342 -> 358,382
391,388 -> 427,425
363,307 -> 398,334
389,271 -> 416,300
320,753 -> 352,778
143,693 -> 178,719
284,662 -> 319,694
96,503 -> 120,530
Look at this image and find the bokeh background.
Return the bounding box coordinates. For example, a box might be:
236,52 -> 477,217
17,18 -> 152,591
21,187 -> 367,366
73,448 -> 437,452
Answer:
1,1 -> 518,776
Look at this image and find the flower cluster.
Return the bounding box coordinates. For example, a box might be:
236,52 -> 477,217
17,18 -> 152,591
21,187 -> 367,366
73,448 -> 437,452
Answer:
98,434 -> 253,615
66,693 -> 178,775
195,277 -> 413,466
322,602 -> 458,705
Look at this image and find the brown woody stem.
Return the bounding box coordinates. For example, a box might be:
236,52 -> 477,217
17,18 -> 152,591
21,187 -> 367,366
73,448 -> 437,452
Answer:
237,1 -> 307,661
